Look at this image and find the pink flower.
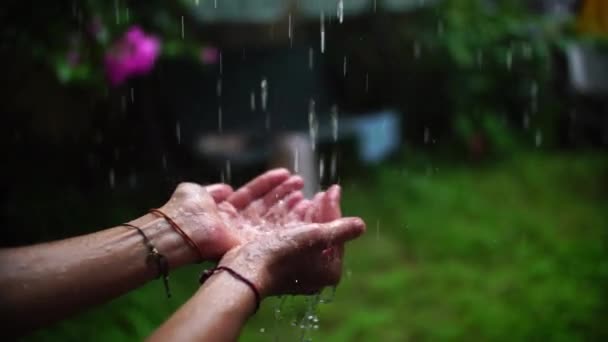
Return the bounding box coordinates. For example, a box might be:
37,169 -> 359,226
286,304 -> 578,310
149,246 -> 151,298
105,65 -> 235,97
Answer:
200,47 -> 219,64
104,26 -> 161,86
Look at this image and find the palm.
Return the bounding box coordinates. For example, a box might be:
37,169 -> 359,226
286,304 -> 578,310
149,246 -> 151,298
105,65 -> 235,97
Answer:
161,169 -> 343,260
217,169 -> 342,242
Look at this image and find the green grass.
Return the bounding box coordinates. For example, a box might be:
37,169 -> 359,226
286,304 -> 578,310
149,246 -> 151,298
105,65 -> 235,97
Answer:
27,152 -> 608,341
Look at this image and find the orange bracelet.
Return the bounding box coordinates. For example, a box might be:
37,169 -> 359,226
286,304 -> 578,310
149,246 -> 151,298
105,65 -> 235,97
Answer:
149,208 -> 204,262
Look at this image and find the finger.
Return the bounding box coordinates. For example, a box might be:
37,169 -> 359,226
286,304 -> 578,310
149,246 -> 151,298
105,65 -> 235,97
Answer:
262,175 -> 304,209
205,183 -> 234,203
305,192 -> 325,222
227,168 -> 291,209
285,191 -> 305,210
288,217 -> 366,249
320,184 -> 342,222
292,199 -> 312,220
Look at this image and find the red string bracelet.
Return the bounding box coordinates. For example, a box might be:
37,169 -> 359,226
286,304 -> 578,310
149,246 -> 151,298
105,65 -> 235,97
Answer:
149,208 -> 204,262
200,266 -> 261,313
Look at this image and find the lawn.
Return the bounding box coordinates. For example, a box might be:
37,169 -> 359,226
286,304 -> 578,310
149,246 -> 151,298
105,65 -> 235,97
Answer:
26,152 -> 608,341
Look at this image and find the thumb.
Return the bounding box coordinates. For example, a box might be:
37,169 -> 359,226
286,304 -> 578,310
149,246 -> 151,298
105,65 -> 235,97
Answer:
288,217 -> 366,249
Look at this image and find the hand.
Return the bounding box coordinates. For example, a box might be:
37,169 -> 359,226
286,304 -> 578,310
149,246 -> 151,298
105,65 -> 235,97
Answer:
217,185 -> 366,297
154,169 -> 310,260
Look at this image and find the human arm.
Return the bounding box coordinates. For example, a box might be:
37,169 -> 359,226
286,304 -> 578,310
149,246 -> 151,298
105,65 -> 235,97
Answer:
0,168 -> 301,336
148,185 -> 365,342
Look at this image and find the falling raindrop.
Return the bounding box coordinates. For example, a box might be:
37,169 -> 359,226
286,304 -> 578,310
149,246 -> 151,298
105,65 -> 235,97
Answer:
506,49 -> 513,70
181,15 -> 185,39
308,99 -> 318,151
218,106 -> 223,133
535,130 -> 543,147
109,168 -> 115,189
219,51 -> 223,74
176,121 -> 181,144
413,41 -> 421,59
376,219 -> 380,241
308,47 -> 314,70
214,0 -> 217,8
225,159 -> 232,183
260,77 -> 268,112
330,105 -> 339,141
216,78 -> 222,97
161,154 -> 168,170
114,0 -> 120,24
437,20 -> 444,36
330,149 -> 337,180
337,0 -> 344,24
320,11 -> 325,53
365,72 -> 369,92
288,13 -> 293,45
523,113 -> 530,130
250,91 -> 256,111
373,0 -> 377,12
130,87 -> 134,103
343,56 -> 347,76
319,157 -> 325,179
294,147 -> 300,173
424,126 -> 430,144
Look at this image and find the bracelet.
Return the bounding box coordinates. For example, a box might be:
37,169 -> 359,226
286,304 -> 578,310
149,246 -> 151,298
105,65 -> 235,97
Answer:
149,208 -> 204,262
121,223 -> 171,298
200,266 -> 261,313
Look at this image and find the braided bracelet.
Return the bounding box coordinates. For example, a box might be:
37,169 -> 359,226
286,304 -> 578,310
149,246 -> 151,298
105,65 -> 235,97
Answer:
121,223 -> 171,298
200,266 -> 261,313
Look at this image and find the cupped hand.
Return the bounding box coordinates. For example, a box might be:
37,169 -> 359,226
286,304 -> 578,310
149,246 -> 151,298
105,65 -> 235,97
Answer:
156,168 -> 314,260
218,184 -> 366,297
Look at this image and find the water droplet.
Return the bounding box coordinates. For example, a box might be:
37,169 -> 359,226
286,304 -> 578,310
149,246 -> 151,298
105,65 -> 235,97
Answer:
309,47 -> 314,70
308,99 -> 318,151
535,130 -> 543,147
320,11 -> 325,53
331,105 -> 339,141
337,0 -> 344,24
109,168 -> 115,189
260,77 -> 268,112
181,16 -> 185,39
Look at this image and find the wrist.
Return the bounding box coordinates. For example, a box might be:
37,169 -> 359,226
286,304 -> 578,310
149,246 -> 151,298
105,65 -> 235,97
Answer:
134,217 -> 200,269
218,247 -> 273,299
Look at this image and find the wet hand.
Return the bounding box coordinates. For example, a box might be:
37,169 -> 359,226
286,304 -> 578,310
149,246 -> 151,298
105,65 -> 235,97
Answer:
157,168 -> 309,260
217,185 -> 366,297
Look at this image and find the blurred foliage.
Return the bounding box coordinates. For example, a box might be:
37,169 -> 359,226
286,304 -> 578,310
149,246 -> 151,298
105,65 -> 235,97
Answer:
1,0 -> 206,87
25,152 -> 608,341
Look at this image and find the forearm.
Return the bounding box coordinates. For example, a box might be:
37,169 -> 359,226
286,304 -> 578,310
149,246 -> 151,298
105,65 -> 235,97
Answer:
148,271 -> 257,342
0,216 -> 197,335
